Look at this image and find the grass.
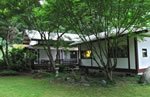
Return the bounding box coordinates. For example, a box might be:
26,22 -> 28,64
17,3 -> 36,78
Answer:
0,74 -> 150,97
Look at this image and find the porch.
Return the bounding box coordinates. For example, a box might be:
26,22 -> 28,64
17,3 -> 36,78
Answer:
32,59 -> 79,70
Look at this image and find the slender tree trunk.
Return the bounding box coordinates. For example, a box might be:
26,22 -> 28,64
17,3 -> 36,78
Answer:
56,48 -> 60,64
47,46 -> 56,72
0,45 -> 9,69
55,40 -> 60,64
48,55 -> 56,71
40,34 -> 56,72
105,70 -> 113,81
6,40 -> 9,64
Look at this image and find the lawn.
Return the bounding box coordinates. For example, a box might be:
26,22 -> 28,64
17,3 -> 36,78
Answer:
0,75 -> 150,97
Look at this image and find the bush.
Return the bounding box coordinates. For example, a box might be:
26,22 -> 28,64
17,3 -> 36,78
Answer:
0,59 -> 6,70
0,70 -> 18,76
58,64 -> 66,72
8,48 -> 36,71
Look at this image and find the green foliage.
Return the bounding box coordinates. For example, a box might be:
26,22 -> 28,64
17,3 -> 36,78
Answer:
58,64 -> 66,72
55,0 -> 150,81
0,70 -> 18,76
0,59 -> 6,69
8,48 -> 36,71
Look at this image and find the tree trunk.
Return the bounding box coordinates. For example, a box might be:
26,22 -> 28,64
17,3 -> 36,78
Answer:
105,57 -> 113,81
0,45 -> 9,69
105,70 -> 113,81
55,42 -> 60,64
6,40 -> 9,64
46,46 -> 56,72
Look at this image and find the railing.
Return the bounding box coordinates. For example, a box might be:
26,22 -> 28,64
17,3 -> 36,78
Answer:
33,59 -> 79,70
59,59 -> 78,65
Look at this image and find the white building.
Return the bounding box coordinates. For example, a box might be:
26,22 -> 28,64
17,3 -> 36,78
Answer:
23,30 -> 80,66
72,29 -> 150,74
23,29 -> 150,74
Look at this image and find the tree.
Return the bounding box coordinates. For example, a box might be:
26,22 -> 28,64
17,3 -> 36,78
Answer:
56,0 -> 150,80
0,0 -> 35,69
0,21 -> 18,69
0,2 -> 20,69
15,0 -> 70,72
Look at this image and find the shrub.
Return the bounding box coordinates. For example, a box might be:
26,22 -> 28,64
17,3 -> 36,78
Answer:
58,64 -> 66,72
0,59 -> 6,70
0,70 -> 18,76
8,48 -> 36,71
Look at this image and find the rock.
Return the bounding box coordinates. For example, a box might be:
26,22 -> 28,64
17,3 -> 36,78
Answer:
139,67 -> 150,85
100,80 -> 107,86
65,77 -> 75,83
80,76 -> 88,83
82,83 -> 90,87
56,77 -> 62,81
79,76 -> 90,86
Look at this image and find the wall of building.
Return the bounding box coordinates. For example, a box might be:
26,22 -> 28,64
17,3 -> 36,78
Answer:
137,37 -> 150,69
39,49 -> 56,62
81,37 -> 139,70
37,49 -> 73,64
80,38 -> 130,69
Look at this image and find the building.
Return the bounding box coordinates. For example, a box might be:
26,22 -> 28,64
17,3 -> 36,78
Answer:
23,30 -> 80,68
72,29 -> 150,74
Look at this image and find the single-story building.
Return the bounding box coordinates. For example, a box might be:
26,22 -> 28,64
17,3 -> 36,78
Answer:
23,30 -> 80,68
72,29 -> 150,74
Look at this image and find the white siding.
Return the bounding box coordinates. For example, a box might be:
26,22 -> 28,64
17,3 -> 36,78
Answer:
129,37 -> 136,69
81,59 -> 92,66
39,49 -> 56,61
39,49 -> 72,62
60,51 -> 71,59
80,39 -> 129,69
116,58 -> 128,69
137,37 -> 150,69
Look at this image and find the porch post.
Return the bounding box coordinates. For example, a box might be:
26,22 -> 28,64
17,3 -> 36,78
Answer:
90,42 -> 93,67
134,38 -> 139,73
38,49 -> 40,64
127,36 -> 130,70
78,45 -> 81,65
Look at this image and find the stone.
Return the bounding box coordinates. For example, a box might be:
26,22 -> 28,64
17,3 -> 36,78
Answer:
139,67 -> 150,85
55,67 -> 59,77
100,80 -> 107,86
79,76 -> 90,86
80,76 -> 88,83
82,83 -> 90,87
65,77 -> 75,83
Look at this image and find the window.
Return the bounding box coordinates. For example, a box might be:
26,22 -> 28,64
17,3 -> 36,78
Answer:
109,45 -> 128,58
81,50 -> 92,59
70,51 -> 77,59
142,49 -> 147,57
109,36 -> 128,58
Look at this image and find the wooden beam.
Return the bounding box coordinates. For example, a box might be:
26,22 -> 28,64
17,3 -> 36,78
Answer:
134,38 -> 139,73
127,36 -> 130,70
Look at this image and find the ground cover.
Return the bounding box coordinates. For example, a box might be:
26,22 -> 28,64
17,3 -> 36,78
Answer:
0,74 -> 149,97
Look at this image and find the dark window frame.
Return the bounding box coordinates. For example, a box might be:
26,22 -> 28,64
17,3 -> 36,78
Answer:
142,48 -> 148,57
